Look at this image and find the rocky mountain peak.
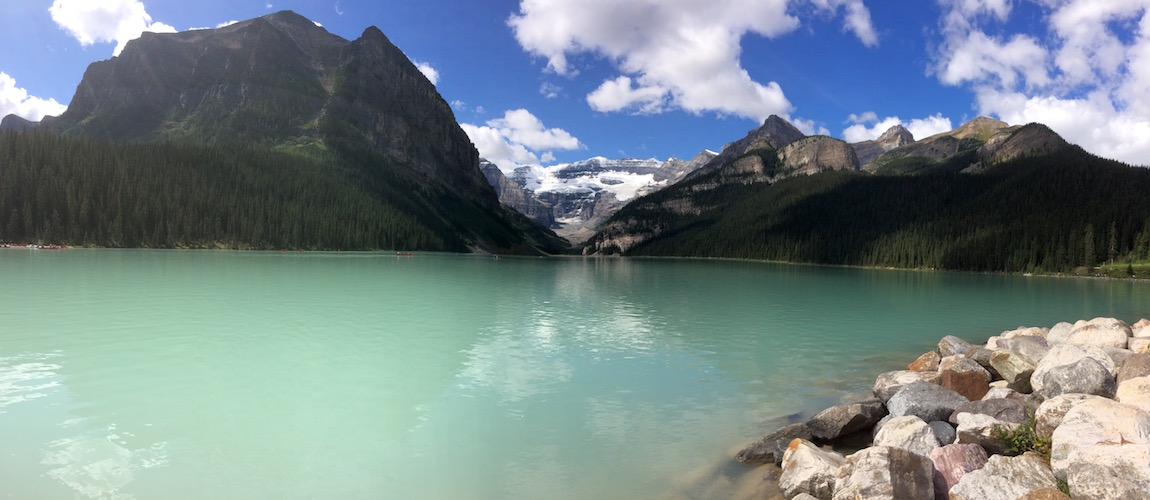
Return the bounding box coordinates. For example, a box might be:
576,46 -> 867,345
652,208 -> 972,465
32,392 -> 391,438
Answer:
755,115 -> 807,150
876,125 -> 914,148
950,116 -> 1010,141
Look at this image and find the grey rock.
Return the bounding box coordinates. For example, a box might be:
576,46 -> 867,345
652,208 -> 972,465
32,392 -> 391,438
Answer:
806,398 -> 887,441
990,350 -> 1037,393
832,446 -> 934,500
1106,347 -> 1135,368
928,421 -> 956,446
965,346 -> 1002,379
1046,322 -> 1074,344
940,336 -> 975,357
1119,352 -> 1150,383
981,386 -> 1025,401
949,452 -> 1059,500
995,336 -> 1050,363
949,398 -> 1029,425
780,438 -> 844,500
1031,343 -> 1116,393
929,443 -> 988,500
872,370 -> 941,403
1038,358 -> 1117,399
736,422 -> 813,465
887,381 -> 969,422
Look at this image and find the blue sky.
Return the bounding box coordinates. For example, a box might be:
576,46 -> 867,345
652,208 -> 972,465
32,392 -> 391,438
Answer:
1,0 -> 1147,169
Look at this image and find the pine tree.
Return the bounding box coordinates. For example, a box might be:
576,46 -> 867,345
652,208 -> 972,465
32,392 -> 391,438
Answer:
1084,224 -> 1095,269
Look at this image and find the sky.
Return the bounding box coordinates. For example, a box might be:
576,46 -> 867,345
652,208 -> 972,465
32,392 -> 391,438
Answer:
0,0 -> 1147,171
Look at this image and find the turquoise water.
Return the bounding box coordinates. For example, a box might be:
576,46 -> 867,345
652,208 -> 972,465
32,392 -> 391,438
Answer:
1,249 -> 1148,499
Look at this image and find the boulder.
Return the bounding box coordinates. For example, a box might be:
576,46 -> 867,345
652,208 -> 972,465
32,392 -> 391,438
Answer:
872,370 -> 941,403
1120,353 -> 1150,383
964,346 -> 1000,378
1136,325 -> 1150,338
1051,398 -> 1150,497
928,421 -> 956,446
1046,322 -> 1073,344
1018,489 -> 1070,500
939,335 -> 974,357
1135,318 -> 1150,330
949,452 -> 1059,500
990,350 -> 1037,393
1117,376 -> 1150,414
792,494 -> 820,500
1131,338 -> 1150,353
981,387 -> 1025,401
1034,393 -> 1105,440
995,336 -> 1050,364
938,354 -> 969,372
872,416 -> 940,457
780,438 -> 844,500
955,412 -> 1018,455
1031,343 -> 1116,393
886,381 -> 969,422
1065,317 -> 1132,349
929,443 -> 988,500
736,422 -> 813,465
832,446 -> 934,500
1107,347 -> 1135,368
942,368 -> 991,401
949,398 -> 1028,425
806,398 -> 887,441
908,350 -> 941,372
1037,358 -> 1117,399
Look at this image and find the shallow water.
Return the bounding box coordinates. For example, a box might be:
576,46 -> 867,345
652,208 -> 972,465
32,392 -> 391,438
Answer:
1,249 -> 1147,498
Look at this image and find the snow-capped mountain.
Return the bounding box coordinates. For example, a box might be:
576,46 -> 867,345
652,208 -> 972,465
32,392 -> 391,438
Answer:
483,152 -> 716,244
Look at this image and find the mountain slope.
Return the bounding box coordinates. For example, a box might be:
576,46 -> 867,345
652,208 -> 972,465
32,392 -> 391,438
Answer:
3,11 -> 565,253
852,125 -> 914,169
586,118 -> 1150,273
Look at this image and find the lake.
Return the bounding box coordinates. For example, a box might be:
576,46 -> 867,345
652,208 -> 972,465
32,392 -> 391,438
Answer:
1,249 -> 1148,499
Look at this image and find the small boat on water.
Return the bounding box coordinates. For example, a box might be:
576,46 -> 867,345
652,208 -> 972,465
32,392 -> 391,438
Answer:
395,252 -> 414,257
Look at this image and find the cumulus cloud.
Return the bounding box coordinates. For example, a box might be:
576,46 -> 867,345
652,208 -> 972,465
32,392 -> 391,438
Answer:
462,109 -> 583,173
843,112 -> 953,143
413,61 -> 439,86
931,0 -> 1150,166
539,82 -> 562,99
508,0 -> 878,122
0,72 -> 68,122
49,0 -> 176,56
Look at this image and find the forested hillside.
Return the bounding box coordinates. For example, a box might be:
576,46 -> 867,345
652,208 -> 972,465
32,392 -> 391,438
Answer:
0,130 -> 563,252
592,145 -> 1150,273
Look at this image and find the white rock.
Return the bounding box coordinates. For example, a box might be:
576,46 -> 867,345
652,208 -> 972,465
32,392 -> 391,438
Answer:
1046,322 -> 1074,344
949,453 -> 1058,500
1034,394 -> 1106,440
955,412 -> 1017,455
780,438 -> 844,500
872,416 -> 940,458
1050,398 -> 1150,493
872,370 -> 941,402
1118,376 -> 1150,414
833,446 -> 934,500
1131,337 -> 1150,353
1065,317 -> 1133,349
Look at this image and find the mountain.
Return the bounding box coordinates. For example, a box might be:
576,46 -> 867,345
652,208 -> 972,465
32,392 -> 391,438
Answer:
585,116 -> 1150,274
1,11 -> 566,254
0,115 -> 42,132
684,115 -> 805,181
852,125 -> 914,169
482,152 -> 714,243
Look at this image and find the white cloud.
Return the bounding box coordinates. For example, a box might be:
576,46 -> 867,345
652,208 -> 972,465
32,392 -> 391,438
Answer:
539,82 -> 562,99
216,20 -> 238,29
335,1 -> 345,16
842,112 -> 953,143
791,117 -> 830,136
265,2 -> 273,9
413,61 -> 439,86
451,99 -> 466,110
931,0 -> 1150,166
508,0 -> 878,122
462,109 -> 583,173
49,0 -> 176,57
0,72 -> 68,122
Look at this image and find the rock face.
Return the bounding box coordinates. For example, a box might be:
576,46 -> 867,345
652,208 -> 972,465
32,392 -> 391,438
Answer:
976,123 -> 1071,167
806,398 -> 887,441
780,439 -> 844,500
852,125 -> 914,170
479,160 -> 556,228
778,136 -> 861,175
833,446 -> 934,500
930,443 -> 988,500
866,117 -> 1009,173
1050,398 -> 1150,497
685,115 -> 805,181
949,453 -> 1059,500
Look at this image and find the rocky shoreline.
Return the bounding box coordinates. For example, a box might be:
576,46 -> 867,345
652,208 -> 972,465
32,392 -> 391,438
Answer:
735,317 -> 1150,500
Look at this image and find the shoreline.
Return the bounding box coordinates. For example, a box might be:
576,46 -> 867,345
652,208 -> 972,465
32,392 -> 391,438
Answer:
735,316 -> 1150,499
